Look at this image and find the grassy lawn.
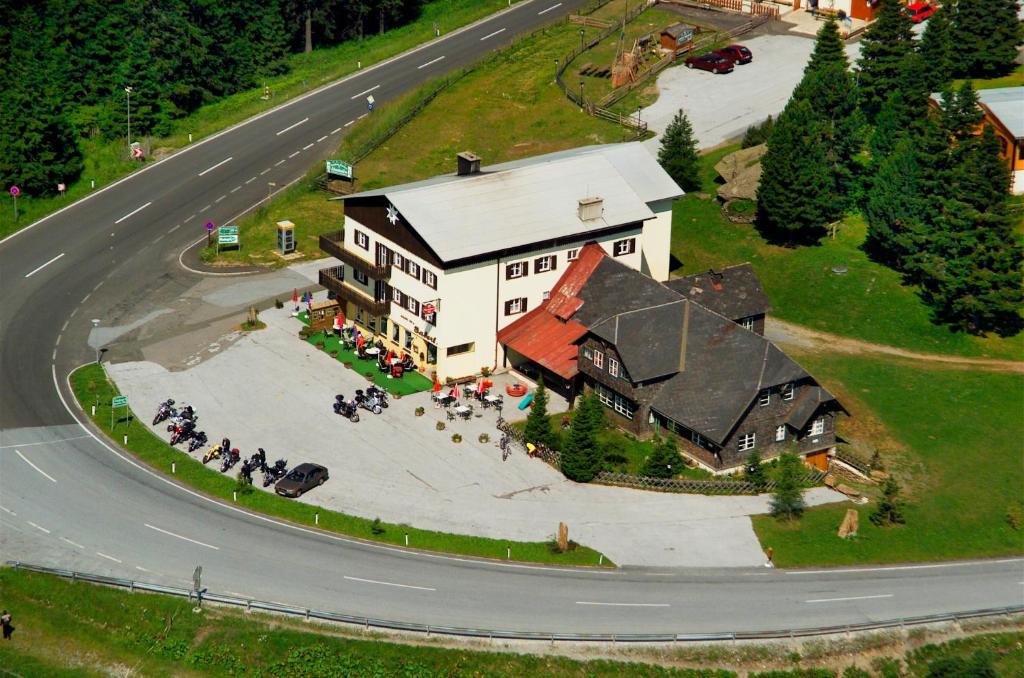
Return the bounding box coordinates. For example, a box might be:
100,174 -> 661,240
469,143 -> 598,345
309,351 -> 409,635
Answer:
2,568 -> 1021,677
752,354 -> 1024,567
0,0 -> 521,241
304,329 -> 434,396
71,363 -> 609,567
671,145 -> 1024,360
958,63 -> 1024,90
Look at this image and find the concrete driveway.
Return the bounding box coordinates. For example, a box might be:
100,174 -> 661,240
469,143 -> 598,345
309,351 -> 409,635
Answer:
643,33 -> 861,151
107,292 -> 844,568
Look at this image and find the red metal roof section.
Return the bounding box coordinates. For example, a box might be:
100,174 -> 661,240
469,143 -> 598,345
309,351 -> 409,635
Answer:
547,242 -> 605,320
497,305 -> 587,379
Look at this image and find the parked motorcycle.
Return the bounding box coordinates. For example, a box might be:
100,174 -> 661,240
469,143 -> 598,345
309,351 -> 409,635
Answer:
220,448 -> 241,473
188,431 -> 208,453
262,459 -> 288,487
169,420 -> 195,446
249,449 -> 267,474
333,395 -> 360,422
366,385 -> 389,409
354,389 -> 382,415
152,399 -> 176,426
202,444 -> 223,465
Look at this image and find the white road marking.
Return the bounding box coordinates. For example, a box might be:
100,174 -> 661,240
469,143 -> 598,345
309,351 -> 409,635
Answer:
81,293 -> 90,303
358,113 -> 368,120
61,319 -> 70,332
24,253 -> 66,278
144,523 -> 220,550
275,117 -> 309,135
643,572 -> 675,577
274,160 -> 286,166
52,347 -> 57,361
350,85 -> 380,100
344,120 -> 356,127
788,559 -> 1024,575
288,151 -> 300,158
114,201 -> 152,224
185,213 -> 195,221
15,450 -> 57,483
805,594 -> 893,604
302,143 -> 314,150
60,536 -> 84,549
331,127 -> 342,134
96,552 -> 122,564
418,55 -> 446,69
245,177 -> 256,184
538,2 -> 563,15
317,135 -> 327,142
214,195 -> 226,203
344,575 -> 435,591
197,156 -> 233,176
168,224 -> 180,233
0,506 -> 15,516
576,601 -> 670,607
200,204 -> 211,212
230,186 -> 241,193
135,566 -> 151,573
480,28 -> 506,40
55,334 -> 62,347
260,168 -> 271,175
27,521 -> 51,534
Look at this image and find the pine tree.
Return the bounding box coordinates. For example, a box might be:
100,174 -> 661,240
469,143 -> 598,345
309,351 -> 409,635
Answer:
863,138 -> 930,267
770,452 -> 806,521
856,0 -> 915,121
741,116 -> 773,149
523,378 -> 554,449
642,437 -> 682,479
870,477 -> 906,526
918,5 -> 954,93
939,83 -> 984,143
657,109 -> 701,192
560,393 -> 604,483
950,0 -> 1023,78
744,450 -> 767,490
756,99 -> 837,245
805,16 -> 849,75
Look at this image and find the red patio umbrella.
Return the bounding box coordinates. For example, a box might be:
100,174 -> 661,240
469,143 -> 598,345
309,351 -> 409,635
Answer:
432,377 -> 441,394
292,289 -> 299,305
477,379 -> 486,396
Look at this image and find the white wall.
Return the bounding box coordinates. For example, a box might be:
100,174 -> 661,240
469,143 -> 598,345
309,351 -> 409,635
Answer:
641,199 -> 674,282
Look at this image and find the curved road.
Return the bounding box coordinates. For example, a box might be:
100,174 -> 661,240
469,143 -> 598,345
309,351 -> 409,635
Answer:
0,0 -> 1020,636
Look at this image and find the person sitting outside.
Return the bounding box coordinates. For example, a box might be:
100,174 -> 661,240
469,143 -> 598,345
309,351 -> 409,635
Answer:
400,353 -> 414,371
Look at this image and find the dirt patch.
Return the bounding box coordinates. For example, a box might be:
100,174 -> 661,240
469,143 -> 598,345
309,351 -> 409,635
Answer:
767,318 -> 1024,374
658,2 -> 761,32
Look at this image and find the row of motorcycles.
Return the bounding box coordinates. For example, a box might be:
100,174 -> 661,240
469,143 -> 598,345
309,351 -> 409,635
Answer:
153,399 -> 290,486
332,385 -> 390,422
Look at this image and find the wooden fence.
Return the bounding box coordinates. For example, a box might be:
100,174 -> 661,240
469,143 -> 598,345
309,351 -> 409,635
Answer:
569,15 -> 613,28
659,0 -> 780,19
594,469 -> 827,495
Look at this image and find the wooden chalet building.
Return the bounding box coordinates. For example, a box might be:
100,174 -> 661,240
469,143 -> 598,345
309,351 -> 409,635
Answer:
498,244 -> 846,474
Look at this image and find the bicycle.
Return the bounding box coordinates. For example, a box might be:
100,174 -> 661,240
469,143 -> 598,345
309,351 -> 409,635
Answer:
499,434 -> 511,461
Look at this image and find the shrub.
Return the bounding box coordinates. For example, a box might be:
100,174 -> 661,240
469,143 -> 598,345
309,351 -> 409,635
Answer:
481,366 -> 491,377
870,476 -> 906,527
745,450 -> 768,490
451,433 -> 462,443
435,421 -> 445,431
641,436 -> 683,479
741,115 -> 774,148
478,433 -> 490,443
414,406 -> 425,417
1007,503 -> 1023,530
274,298 -> 284,309
770,452 -> 807,521
523,378 -> 555,449
370,517 -> 385,535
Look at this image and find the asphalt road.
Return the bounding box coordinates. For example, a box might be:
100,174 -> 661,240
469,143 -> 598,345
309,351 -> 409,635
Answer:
0,0 -> 1021,637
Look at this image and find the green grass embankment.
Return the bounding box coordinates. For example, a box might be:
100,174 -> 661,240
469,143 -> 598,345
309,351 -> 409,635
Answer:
70,363 -> 611,567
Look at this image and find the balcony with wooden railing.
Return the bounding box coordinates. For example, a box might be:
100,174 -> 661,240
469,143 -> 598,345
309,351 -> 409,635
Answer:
318,230 -> 390,279
318,265 -> 389,317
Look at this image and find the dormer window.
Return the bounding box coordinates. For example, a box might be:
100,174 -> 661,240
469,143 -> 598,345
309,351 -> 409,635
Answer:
758,389 -> 770,407
782,383 -> 794,401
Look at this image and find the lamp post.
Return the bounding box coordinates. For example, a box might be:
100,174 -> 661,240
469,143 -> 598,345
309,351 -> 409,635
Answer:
124,86 -> 133,149
91,318 -> 101,364
579,28 -> 585,53
579,81 -> 585,108
637,106 -> 642,126
267,181 -> 276,202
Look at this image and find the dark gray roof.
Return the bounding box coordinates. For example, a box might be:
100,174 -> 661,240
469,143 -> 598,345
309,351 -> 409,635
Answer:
572,256 -> 682,327
664,263 -> 771,321
649,303 -> 810,445
785,385 -> 833,430
662,23 -> 694,38
591,301 -> 687,382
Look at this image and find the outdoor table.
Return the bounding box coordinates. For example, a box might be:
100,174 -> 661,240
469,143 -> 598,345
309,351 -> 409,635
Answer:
434,393 -> 455,406
365,347 -> 380,356
484,395 -> 502,404
390,357 -> 401,365
454,405 -> 472,419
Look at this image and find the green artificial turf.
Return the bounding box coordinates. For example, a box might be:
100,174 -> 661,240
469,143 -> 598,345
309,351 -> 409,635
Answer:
305,329 -> 434,396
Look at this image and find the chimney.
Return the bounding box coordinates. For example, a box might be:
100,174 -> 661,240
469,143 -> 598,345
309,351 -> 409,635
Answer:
577,196 -> 604,221
456,151 -> 481,176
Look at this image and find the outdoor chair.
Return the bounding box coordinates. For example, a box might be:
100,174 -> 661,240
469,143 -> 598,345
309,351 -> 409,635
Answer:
446,409 -> 456,422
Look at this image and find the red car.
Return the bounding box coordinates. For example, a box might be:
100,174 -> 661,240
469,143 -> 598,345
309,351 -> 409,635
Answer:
684,53 -> 735,74
905,1 -> 935,22
714,44 -> 752,65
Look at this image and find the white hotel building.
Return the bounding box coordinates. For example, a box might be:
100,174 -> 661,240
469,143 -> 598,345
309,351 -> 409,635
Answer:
317,143 -> 683,381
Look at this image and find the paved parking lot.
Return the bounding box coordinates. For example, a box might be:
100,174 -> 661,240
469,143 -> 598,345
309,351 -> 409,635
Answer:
642,33 -> 861,151
108,293 -> 844,568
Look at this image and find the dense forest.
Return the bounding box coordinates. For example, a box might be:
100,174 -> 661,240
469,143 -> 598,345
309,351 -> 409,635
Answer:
0,0 -> 424,196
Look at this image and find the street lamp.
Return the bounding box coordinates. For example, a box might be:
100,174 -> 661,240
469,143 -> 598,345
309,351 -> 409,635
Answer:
124,86 -> 133,149
91,318 -> 101,364
267,181 -> 276,202
579,28 -> 585,53
579,81 -> 585,108
637,106 -> 643,126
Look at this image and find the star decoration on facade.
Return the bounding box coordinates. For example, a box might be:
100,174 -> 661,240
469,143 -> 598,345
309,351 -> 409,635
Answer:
386,204 -> 400,225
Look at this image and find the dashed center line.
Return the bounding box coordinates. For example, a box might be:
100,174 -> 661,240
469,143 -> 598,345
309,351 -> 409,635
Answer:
274,160 -> 286,167
331,127 -> 342,134
230,186 -> 241,193
144,523 -> 220,550
275,117 -> 309,135
357,113 -> 368,120
168,224 -> 180,233
350,84 -> 380,100
288,151 -> 300,158
302,143 -> 314,150
575,601 -> 670,607
0,506 -> 15,516
200,204 -> 211,212
197,156 -> 233,176
343,575 -> 435,591
344,120 -> 356,127
114,201 -> 152,224
418,55 -> 446,69
245,177 -> 256,184
15,449 -> 57,483
805,594 -> 893,604
538,2 -> 563,14
260,168 -> 271,175
27,521 -> 51,534
480,28 -> 506,41
317,135 -> 327,142
214,195 -> 226,203
60,536 -> 84,549
96,552 -> 123,564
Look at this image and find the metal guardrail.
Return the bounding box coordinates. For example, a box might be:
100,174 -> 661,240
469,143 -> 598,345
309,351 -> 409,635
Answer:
9,560 -> 1021,642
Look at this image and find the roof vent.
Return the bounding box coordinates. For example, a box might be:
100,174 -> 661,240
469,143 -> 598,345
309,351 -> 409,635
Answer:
577,196 -> 604,222
457,151 -> 481,176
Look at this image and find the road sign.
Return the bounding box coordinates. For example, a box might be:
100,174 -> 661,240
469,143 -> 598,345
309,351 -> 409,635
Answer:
218,225 -> 239,246
325,160 -> 352,179
112,395 -> 128,408
219,226 -> 238,235
205,221 -> 214,231
9,186 -> 19,197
